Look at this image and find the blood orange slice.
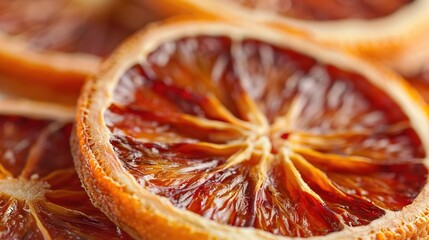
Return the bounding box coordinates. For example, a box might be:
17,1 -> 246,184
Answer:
142,0 -> 429,61
73,18 -> 429,239
0,98 -> 130,239
0,0 -> 157,105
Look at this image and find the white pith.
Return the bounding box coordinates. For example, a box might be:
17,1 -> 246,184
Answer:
0,177 -> 50,202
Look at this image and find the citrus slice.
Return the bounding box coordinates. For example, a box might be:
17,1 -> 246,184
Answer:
73,18 -> 429,239
142,0 -> 429,60
0,98 -> 130,239
0,0 -> 157,105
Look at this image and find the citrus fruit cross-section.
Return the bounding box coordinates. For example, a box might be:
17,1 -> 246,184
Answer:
0,0 -> 156,105
0,99 -> 130,239
73,18 -> 429,239
151,0 -> 414,21
143,0 -> 429,63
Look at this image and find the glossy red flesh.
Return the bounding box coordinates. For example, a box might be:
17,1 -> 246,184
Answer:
0,115 -> 130,239
106,36 -> 427,237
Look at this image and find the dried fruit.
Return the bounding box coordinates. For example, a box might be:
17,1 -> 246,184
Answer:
73,18 -> 429,239
0,0 -> 156,105
0,99 -> 130,239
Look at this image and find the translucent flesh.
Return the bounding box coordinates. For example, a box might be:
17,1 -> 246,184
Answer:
0,115 -> 130,239
106,36 -> 427,237
226,0 -> 413,20
0,0 -> 152,56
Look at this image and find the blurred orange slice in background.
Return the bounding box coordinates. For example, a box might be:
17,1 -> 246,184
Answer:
0,0 -> 157,105
142,0 -> 429,60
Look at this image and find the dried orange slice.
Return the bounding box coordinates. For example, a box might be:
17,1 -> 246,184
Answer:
142,0 -> 429,60
73,18 -> 429,239
0,98 -> 130,239
0,0 -> 156,105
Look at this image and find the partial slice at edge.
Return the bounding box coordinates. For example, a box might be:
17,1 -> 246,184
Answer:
0,98 -> 130,239
0,0 -> 159,105
142,0 -> 429,63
